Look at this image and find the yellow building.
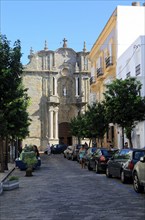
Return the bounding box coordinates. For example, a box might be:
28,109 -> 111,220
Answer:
89,3 -> 145,148
89,9 -> 117,148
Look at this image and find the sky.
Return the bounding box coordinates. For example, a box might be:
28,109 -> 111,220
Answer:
1,0 -> 145,65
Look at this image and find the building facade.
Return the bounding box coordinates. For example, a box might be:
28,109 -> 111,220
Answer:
23,39 -> 91,150
117,35 -> 145,148
89,2 -> 145,148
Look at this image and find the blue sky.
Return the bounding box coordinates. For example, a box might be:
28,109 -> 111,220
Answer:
1,0 -> 144,65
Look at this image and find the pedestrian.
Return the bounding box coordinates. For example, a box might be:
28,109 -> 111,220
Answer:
79,145 -> 86,169
47,142 -> 51,155
124,142 -> 129,149
33,145 -> 40,158
84,142 -> 88,149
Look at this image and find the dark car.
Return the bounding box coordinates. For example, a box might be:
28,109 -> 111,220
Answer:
106,148 -> 145,183
85,147 -> 97,167
71,144 -> 82,161
87,148 -> 118,173
51,144 -> 67,154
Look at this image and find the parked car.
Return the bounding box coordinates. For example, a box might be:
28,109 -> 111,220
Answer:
51,144 -> 67,154
85,147 -> 97,167
87,148 -> 118,173
15,151 -> 41,171
132,155 -> 145,193
63,145 -> 75,159
71,144 -> 82,161
106,148 -> 145,183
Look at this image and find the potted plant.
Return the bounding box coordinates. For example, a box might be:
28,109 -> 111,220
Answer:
24,153 -> 38,177
3,176 -> 19,191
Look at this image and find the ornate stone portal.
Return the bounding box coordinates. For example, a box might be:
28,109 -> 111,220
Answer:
23,40 -> 91,150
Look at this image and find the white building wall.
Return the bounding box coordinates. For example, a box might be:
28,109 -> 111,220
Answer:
117,5 -> 145,59
117,35 -> 145,148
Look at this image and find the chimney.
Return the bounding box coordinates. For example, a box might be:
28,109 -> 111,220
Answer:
132,2 -> 140,6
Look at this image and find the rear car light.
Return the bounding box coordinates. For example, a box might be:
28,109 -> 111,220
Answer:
99,155 -> 106,162
128,160 -> 134,170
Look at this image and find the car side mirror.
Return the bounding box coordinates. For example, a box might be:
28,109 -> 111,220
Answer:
140,156 -> 145,162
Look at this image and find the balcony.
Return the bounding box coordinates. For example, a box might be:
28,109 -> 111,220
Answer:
48,95 -> 60,105
105,56 -> 113,68
126,72 -> 130,78
135,64 -> 141,76
97,67 -> 104,77
90,76 -> 96,85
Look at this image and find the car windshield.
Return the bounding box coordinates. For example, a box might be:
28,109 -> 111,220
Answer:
118,149 -> 132,159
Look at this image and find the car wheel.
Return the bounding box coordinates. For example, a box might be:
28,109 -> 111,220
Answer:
121,170 -> 127,184
95,162 -> 100,173
106,167 -> 112,178
133,172 -> 144,193
88,162 -> 93,171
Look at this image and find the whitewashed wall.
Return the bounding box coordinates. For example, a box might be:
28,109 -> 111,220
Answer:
117,5 -> 145,58
117,35 -> 145,148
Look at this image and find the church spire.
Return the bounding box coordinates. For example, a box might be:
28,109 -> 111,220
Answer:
30,47 -> 34,55
83,41 -> 87,52
44,40 -> 48,50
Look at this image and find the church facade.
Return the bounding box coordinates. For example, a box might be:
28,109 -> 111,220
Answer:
22,39 -> 91,150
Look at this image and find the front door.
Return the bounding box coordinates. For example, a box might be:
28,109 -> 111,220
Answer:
59,122 -> 72,145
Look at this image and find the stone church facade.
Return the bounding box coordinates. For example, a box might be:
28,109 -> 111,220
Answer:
22,39 -> 91,150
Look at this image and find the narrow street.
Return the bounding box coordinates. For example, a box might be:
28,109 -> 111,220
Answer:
0,153 -> 145,220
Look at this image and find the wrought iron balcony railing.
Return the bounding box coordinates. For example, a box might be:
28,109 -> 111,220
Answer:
105,56 -> 113,68
97,67 -> 104,77
90,76 -> 96,84
135,64 -> 141,76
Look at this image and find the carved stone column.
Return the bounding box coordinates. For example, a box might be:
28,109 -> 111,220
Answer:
49,108 -> 54,139
75,77 -> 79,96
54,107 -> 59,139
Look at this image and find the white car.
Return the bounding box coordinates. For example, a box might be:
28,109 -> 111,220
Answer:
132,155 -> 145,193
63,146 -> 75,159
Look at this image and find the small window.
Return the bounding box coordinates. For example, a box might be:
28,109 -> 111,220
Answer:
133,151 -> 145,160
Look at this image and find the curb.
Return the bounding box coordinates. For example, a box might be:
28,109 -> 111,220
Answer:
1,167 -> 16,183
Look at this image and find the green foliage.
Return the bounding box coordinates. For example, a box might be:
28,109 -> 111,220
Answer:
70,102 -> 108,144
103,78 -> 145,147
23,152 -> 37,168
84,103 -> 108,142
8,176 -> 19,181
0,34 -> 31,140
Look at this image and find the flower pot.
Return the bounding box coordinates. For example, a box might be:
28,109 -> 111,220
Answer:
25,167 -> 33,177
0,182 -> 3,195
3,180 -> 19,191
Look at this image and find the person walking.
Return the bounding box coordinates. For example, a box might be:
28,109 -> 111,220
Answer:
124,142 -> 129,149
47,143 -> 51,155
79,145 -> 86,169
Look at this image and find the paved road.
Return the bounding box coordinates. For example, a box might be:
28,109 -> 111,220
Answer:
0,154 -> 145,220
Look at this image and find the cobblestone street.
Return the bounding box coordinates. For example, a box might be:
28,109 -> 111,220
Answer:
0,154 -> 145,220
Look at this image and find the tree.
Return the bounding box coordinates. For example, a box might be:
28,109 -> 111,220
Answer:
103,78 -> 145,148
85,103 -> 108,146
0,34 -> 31,171
70,102 -> 108,147
70,114 -> 86,144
